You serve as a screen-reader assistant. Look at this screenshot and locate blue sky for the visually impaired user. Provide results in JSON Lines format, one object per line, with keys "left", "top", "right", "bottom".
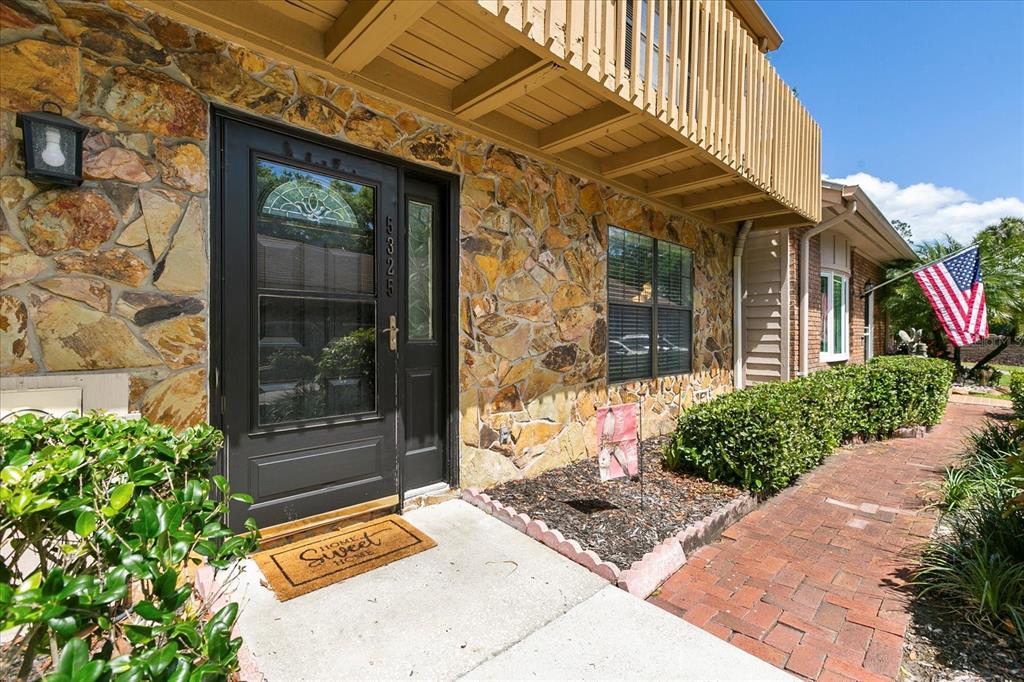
{"left": 761, "top": 0, "right": 1024, "bottom": 242}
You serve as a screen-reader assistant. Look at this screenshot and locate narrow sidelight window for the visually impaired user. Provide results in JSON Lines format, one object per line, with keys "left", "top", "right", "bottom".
{"left": 607, "top": 225, "right": 693, "bottom": 382}
{"left": 819, "top": 272, "right": 849, "bottom": 361}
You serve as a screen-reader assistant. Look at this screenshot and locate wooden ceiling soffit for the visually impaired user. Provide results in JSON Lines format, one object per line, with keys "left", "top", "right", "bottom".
{"left": 538, "top": 101, "right": 640, "bottom": 153}
{"left": 646, "top": 165, "right": 731, "bottom": 197}
{"left": 452, "top": 47, "right": 564, "bottom": 119}
{"left": 679, "top": 184, "right": 763, "bottom": 211}
{"left": 750, "top": 214, "right": 815, "bottom": 230}
{"left": 712, "top": 199, "right": 791, "bottom": 224}
{"left": 600, "top": 138, "right": 697, "bottom": 178}
{"left": 138, "top": 0, "right": 326, "bottom": 62}
{"left": 325, "top": 0, "right": 436, "bottom": 71}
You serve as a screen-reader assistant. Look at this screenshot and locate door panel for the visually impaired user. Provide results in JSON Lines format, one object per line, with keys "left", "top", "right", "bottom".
{"left": 219, "top": 117, "right": 399, "bottom": 530}
{"left": 401, "top": 178, "right": 446, "bottom": 491}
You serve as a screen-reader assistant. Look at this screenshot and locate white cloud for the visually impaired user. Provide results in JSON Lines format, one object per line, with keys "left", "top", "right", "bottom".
{"left": 822, "top": 172, "right": 1024, "bottom": 244}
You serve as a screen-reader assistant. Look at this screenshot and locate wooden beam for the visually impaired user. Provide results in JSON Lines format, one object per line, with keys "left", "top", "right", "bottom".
{"left": 712, "top": 199, "right": 792, "bottom": 224}
{"left": 452, "top": 47, "right": 563, "bottom": 119}
{"left": 646, "top": 165, "right": 732, "bottom": 197}
{"left": 600, "top": 138, "right": 697, "bottom": 178}
{"left": 680, "top": 184, "right": 763, "bottom": 211}
{"left": 325, "top": 0, "right": 435, "bottom": 70}
{"left": 538, "top": 102, "right": 640, "bottom": 153}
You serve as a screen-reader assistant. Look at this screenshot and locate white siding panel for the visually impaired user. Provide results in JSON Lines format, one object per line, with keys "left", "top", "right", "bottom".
{"left": 742, "top": 230, "right": 785, "bottom": 385}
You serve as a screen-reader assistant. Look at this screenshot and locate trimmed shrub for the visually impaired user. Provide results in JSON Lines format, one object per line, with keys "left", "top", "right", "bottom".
{"left": 0, "top": 413, "right": 259, "bottom": 680}
{"left": 1010, "top": 370, "right": 1024, "bottom": 416}
{"left": 663, "top": 356, "right": 953, "bottom": 493}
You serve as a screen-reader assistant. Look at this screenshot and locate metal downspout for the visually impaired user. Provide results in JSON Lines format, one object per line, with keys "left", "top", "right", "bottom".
{"left": 733, "top": 220, "right": 754, "bottom": 389}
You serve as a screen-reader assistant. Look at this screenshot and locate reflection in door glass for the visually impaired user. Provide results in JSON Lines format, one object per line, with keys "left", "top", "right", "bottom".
{"left": 255, "top": 159, "right": 375, "bottom": 294}
{"left": 258, "top": 297, "right": 376, "bottom": 425}
{"left": 407, "top": 199, "right": 433, "bottom": 340}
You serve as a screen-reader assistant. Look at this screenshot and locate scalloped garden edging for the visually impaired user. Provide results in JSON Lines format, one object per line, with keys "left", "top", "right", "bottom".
{"left": 461, "top": 488, "right": 759, "bottom": 598}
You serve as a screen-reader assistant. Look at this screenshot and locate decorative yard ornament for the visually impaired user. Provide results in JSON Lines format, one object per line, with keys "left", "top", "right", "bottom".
{"left": 596, "top": 402, "right": 645, "bottom": 510}
{"left": 16, "top": 102, "right": 88, "bottom": 186}
{"left": 896, "top": 328, "right": 928, "bottom": 356}
{"left": 596, "top": 403, "right": 639, "bottom": 481}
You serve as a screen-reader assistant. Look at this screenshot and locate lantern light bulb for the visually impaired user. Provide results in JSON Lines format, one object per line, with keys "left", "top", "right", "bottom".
{"left": 40, "top": 127, "right": 65, "bottom": 168}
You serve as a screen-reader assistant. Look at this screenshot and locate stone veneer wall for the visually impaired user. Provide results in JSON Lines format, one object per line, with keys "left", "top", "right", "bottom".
{"left": 0, "top": 0, "right": 734, "bottom": 490}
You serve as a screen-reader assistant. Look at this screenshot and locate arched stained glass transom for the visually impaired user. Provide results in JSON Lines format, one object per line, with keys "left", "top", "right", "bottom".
{"left": 260, "top": 178, "right": 358, "bottom": 228}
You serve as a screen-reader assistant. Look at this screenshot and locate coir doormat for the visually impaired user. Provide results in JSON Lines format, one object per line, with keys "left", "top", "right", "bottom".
{"left": 253, "top": 515, "right": 436, "bottom": 601}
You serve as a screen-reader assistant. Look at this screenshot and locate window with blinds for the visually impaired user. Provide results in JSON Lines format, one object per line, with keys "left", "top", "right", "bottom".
{"left": 607, "top": 226, "right": 693, "bottom": 382}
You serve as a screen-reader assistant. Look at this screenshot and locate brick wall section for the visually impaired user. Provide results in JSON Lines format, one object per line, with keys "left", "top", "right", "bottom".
{"left": 787, "top": 229, "right": 801, "bottom": 380}
{"left": 806, "top": 235, "right": 826, "bottom": 373}
{"left": 788, "top": 233, "right": 891, "bottom": 378}
{"left": 786, "top": 229, "right": 826, "bottom": 377}
{"left": 849, "top": 251, "right": 886, "bottom": 364}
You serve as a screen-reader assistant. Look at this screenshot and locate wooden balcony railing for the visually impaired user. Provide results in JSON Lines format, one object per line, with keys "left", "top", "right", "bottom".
{"left": 481, "top": 0, "right": 822, "bottom": 222}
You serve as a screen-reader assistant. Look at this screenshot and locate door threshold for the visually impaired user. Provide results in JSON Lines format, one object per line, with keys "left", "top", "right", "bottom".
{"left": 403, "top": 482, "right": 453, "bottom": 511}
{"left": 257, "top": 494, "right": 400, "bottom": 550}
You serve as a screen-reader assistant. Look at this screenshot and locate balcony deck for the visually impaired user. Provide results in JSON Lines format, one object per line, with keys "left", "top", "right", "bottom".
{"left": 143, "top": 0, "right": 821, "bottom": 227}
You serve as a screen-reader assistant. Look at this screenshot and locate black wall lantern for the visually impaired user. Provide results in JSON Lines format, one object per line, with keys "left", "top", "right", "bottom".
{"left": 16, "top": 102, "right": 88, "bottom": 186}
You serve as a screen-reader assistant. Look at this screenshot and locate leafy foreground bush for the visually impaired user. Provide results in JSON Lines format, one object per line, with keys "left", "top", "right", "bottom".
{"left": 663, "top": 356, "right": 953, "bottom": 493}
{"left": 1010, "top": 370, "right": 1024, "bottom": 417}
{"left": 917, "top": 419, "right": 1024, "bottom": 641}
{"left": 0, "top": 413, "right": 259, "bottom": 681}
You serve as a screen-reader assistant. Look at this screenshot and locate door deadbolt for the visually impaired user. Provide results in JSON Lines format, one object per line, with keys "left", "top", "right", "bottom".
{"left": 384, "top": 314, "right": 398, "bottom": 351}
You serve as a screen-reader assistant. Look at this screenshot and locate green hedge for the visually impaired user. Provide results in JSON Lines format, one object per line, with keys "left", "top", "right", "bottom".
{"left": 0, "top": 414, "right": 259, "bottom": 681}
{"left": 1011, "top": 370, "right": 1024, "bottom": 417}
{"left": 663, "top": 356, "right": 953, "bottom": 493}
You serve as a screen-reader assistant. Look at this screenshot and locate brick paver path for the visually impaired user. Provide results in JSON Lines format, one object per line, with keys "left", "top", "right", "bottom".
{"left": 649, "top": 403, "right": 1008, "bottom": 681}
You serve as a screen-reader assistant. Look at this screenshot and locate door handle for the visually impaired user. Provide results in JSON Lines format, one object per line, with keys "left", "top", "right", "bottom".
{"left": 384, "top": 314, "right": 398, "bottom": 352}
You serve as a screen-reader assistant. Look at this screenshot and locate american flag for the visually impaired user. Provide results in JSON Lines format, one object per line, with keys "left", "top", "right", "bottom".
{"left": 913, "top": 246, "right": 988, "bottom": 347}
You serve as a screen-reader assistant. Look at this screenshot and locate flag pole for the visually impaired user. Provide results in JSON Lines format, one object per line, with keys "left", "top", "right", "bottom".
{"left": 860, "top": 245, "right": 977, "bottom": 298}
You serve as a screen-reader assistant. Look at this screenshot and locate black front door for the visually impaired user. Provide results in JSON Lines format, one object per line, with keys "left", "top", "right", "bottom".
{"left": 218, "top": 117, "right": 411, "bottom": 530}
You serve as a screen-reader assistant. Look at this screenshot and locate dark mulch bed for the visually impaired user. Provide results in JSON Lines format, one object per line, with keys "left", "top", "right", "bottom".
{"left": 486, "top": 435, "right": 743, "bottom": 569}
{"left": 900, "top": 593, "right": 1024, "bottom": 682}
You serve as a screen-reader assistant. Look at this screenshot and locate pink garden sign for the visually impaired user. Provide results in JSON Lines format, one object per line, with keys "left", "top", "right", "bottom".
{"left": 596, "top": 403, "right": 639, "bottom": 482}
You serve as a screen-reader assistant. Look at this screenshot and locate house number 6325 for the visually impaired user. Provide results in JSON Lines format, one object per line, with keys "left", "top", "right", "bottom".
{"left": 385, "top": 215, "right": 395, "bottom": 297}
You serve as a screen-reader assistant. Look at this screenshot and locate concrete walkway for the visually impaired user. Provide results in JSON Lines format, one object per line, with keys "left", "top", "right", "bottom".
{"left": 225, "top": 500, "right": 792, "bottom": 680}
{"left": 649, "top": 404, "right": 1008, "bottom": 681}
